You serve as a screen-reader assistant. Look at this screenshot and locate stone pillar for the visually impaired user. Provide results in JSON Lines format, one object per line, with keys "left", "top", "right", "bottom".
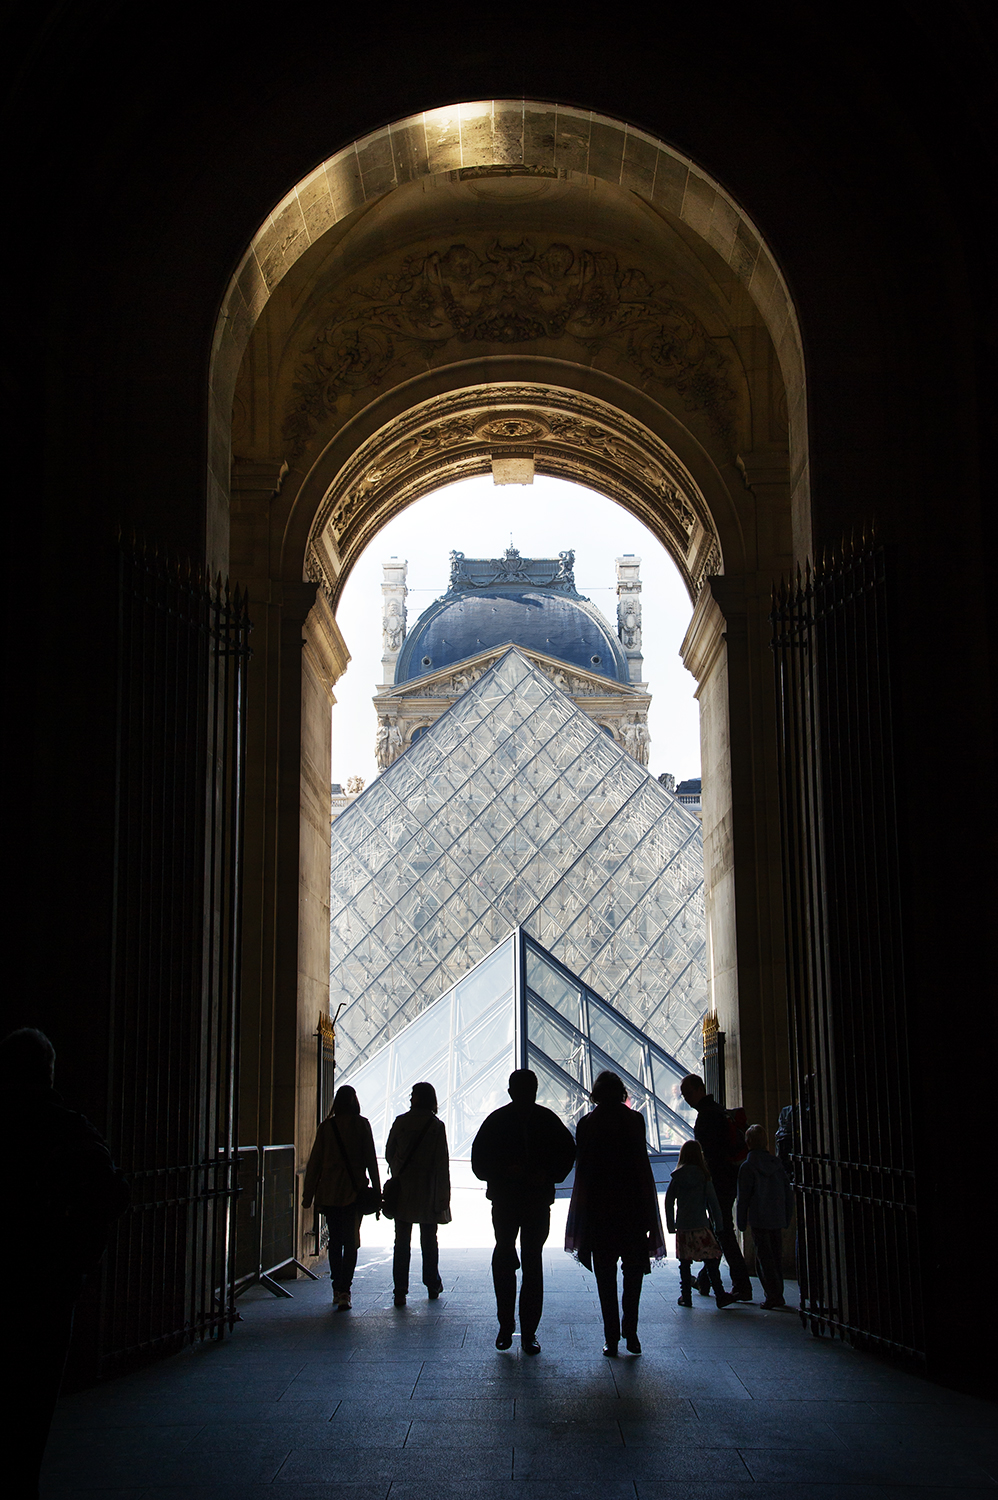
{"left": 615, "top": 555, "right": 645, "bottom": 685}
{"left": 681, "top": 573, "right": 790, "bottom": 1143}
{"left": 297, "top": 589, "right": 350, "bottom": 1197}
{"left": 381, "top": 558, "right": 408, "bottom": 687}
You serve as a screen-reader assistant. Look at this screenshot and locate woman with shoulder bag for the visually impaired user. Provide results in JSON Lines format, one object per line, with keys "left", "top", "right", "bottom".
{"left": 302, "top": 1085, "right": 381, "bottom": 1310}
{"left": 384, "top": 1082, "right": 451, "bottom": 1306}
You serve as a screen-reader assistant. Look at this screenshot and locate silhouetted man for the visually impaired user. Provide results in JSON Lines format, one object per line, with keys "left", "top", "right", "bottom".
{"left": 679, "top": 1073, "right": 752, "bottom": 1300}
{"left": 1, "top": 1029, "right": 129, "bottom": 1498}
{"left": 471, "top": 1069, "right": 575, "bottom": 1353}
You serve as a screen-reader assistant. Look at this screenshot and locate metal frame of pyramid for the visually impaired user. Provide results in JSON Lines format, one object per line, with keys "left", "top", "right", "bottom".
{"left": 330, "top": 647, "right": 707, "bottom": 1089}
{"left": 336, "top": 928, "right": 697, "bottom": 1158}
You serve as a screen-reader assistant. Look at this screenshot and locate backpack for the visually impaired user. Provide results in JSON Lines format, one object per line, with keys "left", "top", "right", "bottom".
{"left": 725, "top": 1106, "right": 748, "bottom": 1165}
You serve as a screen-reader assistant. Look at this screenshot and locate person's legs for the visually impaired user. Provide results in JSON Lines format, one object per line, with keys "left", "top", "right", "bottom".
{"left": 491, "top": 1205, "right": 521, "bottom": 1332}
{"left": 516, "top": 1203, "right": 551, "bottom": 1337}
{"left": 621, "top": 1258, "right": 644, "bottom": 1339}
{"left": 715, "top": 1184, "right": 751, "bottom": 1294}
{"left": 704, "top": 1253, "right": 735, "bottom": 1305}
{"left": 393, "top": 1219, "right": 414, "bottom": 1297}
{"left": 678, "top": 1258, "right": 693, "bottom": 1304}
{"left": 419, "top": 1221, "right": 441, "bottom": 1292}
{"left": 321, "top": 1209, "right": 343, "bottom": 1293}
{"left": 340, "top": 1209, "right": 359, "bottom": 1292}
{"left": 755, "top": 1228, "right": 785, "bottom": 1304}
{"left": 322, "top": 1205, "right": 356, "bottom": 1295}
{"left": 592, "top": 1251, "right": 621, "bottom": 1344}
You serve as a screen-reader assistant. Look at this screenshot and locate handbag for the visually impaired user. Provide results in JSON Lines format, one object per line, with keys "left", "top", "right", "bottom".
{"left": 330, "top": 1117, "right": 381, "bottom": 1216}
{"left": 381, "top": 1117, "right": 434, "bottom": 1221}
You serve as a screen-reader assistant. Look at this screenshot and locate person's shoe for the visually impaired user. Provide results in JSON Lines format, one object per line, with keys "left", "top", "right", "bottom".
{"left": 715, "top": 1290, "right": 737, "bottom": 1308}
{"left": 393, "top": 1291, "right": 406, "bottom": 1307}
{"left": 731, "top": 1285, "right": 754, "bottom": 1302}
{"left": 694, "top": 1272, "right": 711, "bottom": 1296}
{"left": 522, "top": 1334, "right": 541, "bottom": 1355}
{"left": 602, "top": 1340, "right": 619, "bottom": 1357}
{"left": 624, "top": 1334, "right": 642, "bottom": 1354}
{"left": 495, "top": 1327, "right": 514, "bottom": 1350}
{"left": 760, "top": 1297, "right": 786, "bottom": 1310}
{"left": 337, "top": 1292, "right": 351, "bottom": 1311}
{"left": 428, "top": 1278, "right": 444, "bottom": 1300}
{"left": 677, "top": 1293, "right": 692, "bottom": 1307}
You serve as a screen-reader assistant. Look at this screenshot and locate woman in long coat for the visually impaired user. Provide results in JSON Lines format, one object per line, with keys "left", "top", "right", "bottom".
{"left": 302, "top": 1084, "right": 380, "bottom": 1310}
{"left": 565, "top": 1070, "right": 666, "bottom": 1355}
{"left": 385, "top": 1081, "right": 451, "bottom": 1306}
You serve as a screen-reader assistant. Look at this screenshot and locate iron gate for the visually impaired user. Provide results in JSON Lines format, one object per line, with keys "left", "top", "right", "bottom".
{"left": 102, "top": 538, "right": 250, "bottom": 1370}
{"left": 772, "top": 542, "right": 922, "bottom": 1362}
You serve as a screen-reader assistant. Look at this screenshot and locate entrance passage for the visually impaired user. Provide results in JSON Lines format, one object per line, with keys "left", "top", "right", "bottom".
{"left": 44, "top": 1247, "right": 994, "bottom": 1495}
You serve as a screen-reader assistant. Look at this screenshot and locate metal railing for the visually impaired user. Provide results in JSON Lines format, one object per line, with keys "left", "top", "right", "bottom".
{"left": 101, "top": 539, "right": 250, "bottom": 1370}
{"left": 234, "top": 1145, "right": 317, "bottom": 1297}
{"left": 772, "top": 541, "right": 923, "bottom": 1362}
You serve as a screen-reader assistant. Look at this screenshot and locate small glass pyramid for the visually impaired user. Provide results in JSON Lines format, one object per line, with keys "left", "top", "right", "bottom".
{"left": 330, "top": 648, "right": 707, "bottom": 1086}
{"left": 339, "top": 929, "right": 697, "bottom": 1157}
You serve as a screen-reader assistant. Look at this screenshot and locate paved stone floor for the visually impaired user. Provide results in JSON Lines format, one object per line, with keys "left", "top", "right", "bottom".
{"left": 44, "top": 1246, "right": 997, "bottom": 1499}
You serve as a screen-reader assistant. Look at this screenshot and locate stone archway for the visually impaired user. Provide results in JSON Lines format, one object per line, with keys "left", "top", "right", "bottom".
{"left": 217, "top": 105, "right": 799, "bottom": 1231}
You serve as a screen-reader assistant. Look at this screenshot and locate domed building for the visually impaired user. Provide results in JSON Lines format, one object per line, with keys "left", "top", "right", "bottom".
{"left": 373, "top": 547, "right": 652, "bottom": 767}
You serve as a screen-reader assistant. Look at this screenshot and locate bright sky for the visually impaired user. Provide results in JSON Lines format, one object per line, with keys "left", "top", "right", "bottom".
{"left": 331, "top": 474, "right": 702, "bottom": 790}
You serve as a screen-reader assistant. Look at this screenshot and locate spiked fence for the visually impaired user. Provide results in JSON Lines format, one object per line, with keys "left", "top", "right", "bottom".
{"left": 771, "top": 539, "right": 922, "bottom": 1362}
{"left": 102, "top": 537, "right": 251, "bottom": 1370}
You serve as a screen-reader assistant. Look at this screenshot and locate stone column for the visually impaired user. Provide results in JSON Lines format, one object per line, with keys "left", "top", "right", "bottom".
{"left": 381, "top": 558, "right": 408, "bottom": 687}
{"left": 681, "top": 572, "right": 790, "bottom": 1143}
{"left": 615, "top": 555, "right": 645, "bottom": 685}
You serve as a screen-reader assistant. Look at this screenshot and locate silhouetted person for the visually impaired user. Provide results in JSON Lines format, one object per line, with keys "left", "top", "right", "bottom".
{"left": 471, "top": 1068, "right": 575, "bottom": 1353}
{"left": 679, "top": 1073, "right": 753, "bottom": 1300}
{"left": 666, "top": 1139, "right": 736, "bottom": 1308}
{"left": 303, "top": 1084, "right": 380, "bottom": 1310}
{"left": 385, "top": 1082, "right": 450, "bottom": 1306}
{"left": 736, "top": 1123, "right": 794, "bottom": 1309}
{"left": 565, "top": 1071, "right": 666, "bottom": 1356}
{"left": 1, "top": 1028, "right": 129, "bottom": 1499}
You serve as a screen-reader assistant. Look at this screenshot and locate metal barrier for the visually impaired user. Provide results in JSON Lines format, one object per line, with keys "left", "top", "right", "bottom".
{"left": 772, "top": 542, "right": 923, "bottom": 1363}
{"left": 235, "top": 1145, "right": 317, "bottom": 1298}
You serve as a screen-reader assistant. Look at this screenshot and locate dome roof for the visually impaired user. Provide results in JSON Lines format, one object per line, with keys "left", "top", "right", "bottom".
{"left": 395, "top": 550, "right": 629, "bottom": 685}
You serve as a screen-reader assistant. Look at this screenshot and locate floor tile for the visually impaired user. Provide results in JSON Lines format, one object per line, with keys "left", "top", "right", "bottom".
{"left": 42, "top": 1245, "right": 995, "bottom": 1499}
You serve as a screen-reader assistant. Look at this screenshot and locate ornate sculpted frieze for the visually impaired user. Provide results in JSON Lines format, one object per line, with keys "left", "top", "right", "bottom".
{"left": 304, "top": 384, "right": 723, "bottom": 604}
{"left": 284, "top": 238, "right": 734, "bottom": 457}
{"left": 373, "top": 645, "right": 652, "bottom": 768}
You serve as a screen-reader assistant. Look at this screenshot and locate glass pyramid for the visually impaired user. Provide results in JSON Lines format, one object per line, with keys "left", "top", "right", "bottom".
{"left": 330, "top": 648, "right": 707, "bottom": 1084}
{"left": 339, "top": 929, "right": 697, "bottom": 1157}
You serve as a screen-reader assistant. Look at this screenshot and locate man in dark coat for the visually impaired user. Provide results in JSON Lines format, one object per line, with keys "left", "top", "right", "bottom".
{"left": 471, "top": 1069, "right": 576, "bottom": 1353}
{"left": 679, "top": 1073, "right": 752, "bottom": 1300}
{"left": 1, "top": 1029, "right": 129, "bottom": 1498}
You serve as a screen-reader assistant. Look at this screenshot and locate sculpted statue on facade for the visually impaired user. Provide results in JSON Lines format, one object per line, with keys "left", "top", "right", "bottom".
{"left": 375, "top": 719, "right": 391, "bottom": 770}
{"left": 618, "top": 595, "right": 642, "bottom": 650}
{"left": 383, "top": 598, "right": 404, "bottom": 652}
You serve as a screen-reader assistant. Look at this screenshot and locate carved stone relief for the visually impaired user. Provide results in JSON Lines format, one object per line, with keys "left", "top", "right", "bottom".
{"left": 284, "top": 238, "right": 734, "bottom": 457}
{"left": 304, "top": 385, "right": 723, "bottom": 605}
{"left": 373, "top": 646, "right": 652, "bottom": 768}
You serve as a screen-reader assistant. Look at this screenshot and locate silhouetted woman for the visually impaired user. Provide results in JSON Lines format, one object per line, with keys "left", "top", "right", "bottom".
{"left": 385, "top": 1082, "right": 451, "bottom": 1306}
{"left": 302, "top": 1084, "right": 380, "bottom": 1310}
{"left": 565, "top": 1070, "right": 666, "bottom": 1355}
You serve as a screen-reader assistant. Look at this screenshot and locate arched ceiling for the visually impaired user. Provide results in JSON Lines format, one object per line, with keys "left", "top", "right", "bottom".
{"left": 218, "top": 103, "right": 799, "bottom": 593}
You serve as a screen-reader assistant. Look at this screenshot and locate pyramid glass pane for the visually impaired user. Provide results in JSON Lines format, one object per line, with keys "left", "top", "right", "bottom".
{"left": 330, "top": 649, "right": 707, "bottom": 1081}
{"left": 339, "top": 935, "right": 518, "bottom": 1158}
{"left": 337, "top": 928, "right": 698, "bottom": 1159}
